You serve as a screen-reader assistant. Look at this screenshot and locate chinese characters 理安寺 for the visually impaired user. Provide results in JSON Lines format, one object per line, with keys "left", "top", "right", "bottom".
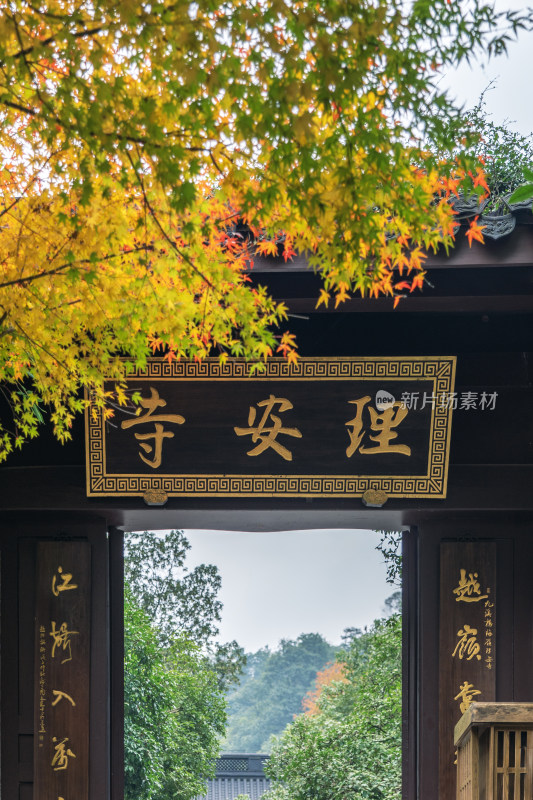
{"left": 121, "top": 387, "right": 185, "bottom": 468}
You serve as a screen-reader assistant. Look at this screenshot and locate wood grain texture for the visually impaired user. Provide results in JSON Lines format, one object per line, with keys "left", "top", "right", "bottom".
{"left": 439, "top": 543, "right": 496, "bottom": 800}
{"left": 34, "top": 541, "right": 91, "bottom": 800}
{"left": 86, "top": 357, "right": 456, "bottom": 500}
{"left": 456, "top": 704, "right": 533, "bottom": 745}
{"left": 455, "top": 705, "right": 533, "bottom": 800}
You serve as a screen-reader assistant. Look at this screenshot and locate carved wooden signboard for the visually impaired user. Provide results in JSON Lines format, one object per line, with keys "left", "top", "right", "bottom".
{"left": 85, "top": 356, "right": 456, "bottom": 499}
{"left": 34, "top": 541, "right": 91, "bottom": 800}
{"left": 439, "top": 541, "right": 496, "bottom": 800}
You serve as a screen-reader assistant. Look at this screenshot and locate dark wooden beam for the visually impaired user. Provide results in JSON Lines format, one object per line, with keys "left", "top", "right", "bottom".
{"left": 1, "top": 464, "right": 532, "bottom": 532}
{"left": 282, "top": 294, "right": 533, "bottom": 314}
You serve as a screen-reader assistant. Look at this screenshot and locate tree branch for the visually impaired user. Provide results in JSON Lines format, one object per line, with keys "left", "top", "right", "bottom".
{"left": 1, "top": 98, "right": 37, "bottom": 116}
{"left": 14, "top": 320, "right": 69, "bottom": 372}
{"left": 0, "top": 245, "right": 155, "bottom": 290}
{"left": 0, "top": 150, "right": 61, "bottom": 219}
{"left": 2, "top": 23, "right": 104, "bottom": 65}
{"left": 125, "top": 149, "right": 216, "bottom": 291}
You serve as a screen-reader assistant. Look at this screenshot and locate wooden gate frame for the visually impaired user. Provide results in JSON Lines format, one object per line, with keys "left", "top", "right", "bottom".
{"left": 1, "top": 224, "right": 533, "bottom": 800}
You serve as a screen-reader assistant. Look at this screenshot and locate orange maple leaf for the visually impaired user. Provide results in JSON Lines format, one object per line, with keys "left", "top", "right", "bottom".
{"left": 334, "top": 282, "right": 350, "bottom": 308}
{"left": 397, "top": 233, "right": 410, "bottom": 248}
{"left": 149, "top": 336, "right": 164, "bottom": 353}
{"left": 445, "top": 175, "right": 462, "bottom": 198}
{"left": 283, "top": 243, "right": 296, "bottom": 262}
{"left": 256, "top": 239, "right": 278, "bottom": 257}
{"left": 409, "top": 272, "right": 425, "bottom": 292}
{"left": 466, "top": 217, "right": 485, "bottom": 247}
{"left": 408, "top": 247, "right": 426, "bottom": 272}
{"left": 164, "top": 349, "right": 177, "bottom": 364}
{"left": 472, "top": 167, "right": 490, "bottom": 195}
{"left": 285, "top": 348, "right": 299, "bottom": 366}
{"left": 276, "top": 331, "right": 298, "bottom": 357}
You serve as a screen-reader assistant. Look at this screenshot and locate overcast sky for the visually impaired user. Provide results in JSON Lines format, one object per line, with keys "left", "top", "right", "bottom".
{"left": 439, "top": 0, "right": 533, "bottom": 137}
{"left": 184, "top": 529, "right": 396, "bottom": 653}
{"left": 158, "top": 7, "right": 533, "bottom": 656}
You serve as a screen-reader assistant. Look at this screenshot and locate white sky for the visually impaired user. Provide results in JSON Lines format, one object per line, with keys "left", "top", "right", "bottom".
{"left": 184, "top": 529, "right": 395, "bottom": 653}
{"left": 439, "top": 0, "right": 533, "bottom": 137}
{"left": 171, "top": 5, "right": 533, "bottom": 657}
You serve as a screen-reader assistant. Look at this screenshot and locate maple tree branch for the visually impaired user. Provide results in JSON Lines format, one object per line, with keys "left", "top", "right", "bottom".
{"left": 0, "top": 103, "right": 216, "bottom": 156}
{"left": 22, "top": 281, "right": 83, "bottom": 325}
{"left": 14, "top": 320, "right": 69, "bottom": 372}
{"left": 0, "top": 245, "right": 155, "bottom": 290}
{"left": 0, "top": 149, "right": 61, "bottom": 219}
{"left": 125, "top": 149, "right": 216, "bottom": 291}
{"left": 11, "top": 13, "right": 57, "bottom": 128}
{"left": 215, "top": 211, "right": 241, "bottom": 224}
{"left": 1, "top": 70, "right": 220, "bottom": 156}
{"left": 3, "top": 18, "right": 73, "bottom": 131}
{"left": 2, "top": 23, "right": 104, "bottom": 65}
{"left": 210, "top": 151, "right": 224, "bottom": 177}
{"left": 119, "top": 132, "right": 222, "bottom": 155}
{"left": 1, "top": 98, "right": 37, "bottom": 116}
{"left": 201, "top": 285, "right": 210, "bottom": 337}
{"left": 26, "top": 2, "right": 80, "bottom": 22}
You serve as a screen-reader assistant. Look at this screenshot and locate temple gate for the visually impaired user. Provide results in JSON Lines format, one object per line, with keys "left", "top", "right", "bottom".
{"left": 1, "top": 217, "right": 532, "bottom": 799}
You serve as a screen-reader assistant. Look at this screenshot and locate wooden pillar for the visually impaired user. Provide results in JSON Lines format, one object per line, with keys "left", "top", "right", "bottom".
{"left": 408, "top": 515, "right": 533, "bottom": 800}
{"left": 0, "top": 516, "right": 124, "bottom": 800}
{"left": 402, "top": 528, "right": 418, "bottom": 800}
{"left": 110, "top": 526, "right": 125, "bottom": 800}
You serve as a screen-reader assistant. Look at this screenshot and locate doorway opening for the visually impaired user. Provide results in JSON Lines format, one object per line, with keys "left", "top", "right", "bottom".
{"left": 122, "top": 527, "right": 403, "bottom": 800}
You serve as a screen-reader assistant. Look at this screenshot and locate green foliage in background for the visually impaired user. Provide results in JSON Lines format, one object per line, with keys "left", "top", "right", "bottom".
{"left": 124, "top": 587, "right": 226, "bottom": 800}
{"left": 224, "top": 634, "right": 336, "bottom": 753}
{"left": 125, "top": 530, "right": 246, "bottom": 689}
{"left": 124, "top": 530, "right": 245, "bottom": 799}
{"left": 376, "top": 531, "right": 403, "bottom": 587}
{"left": 265, "top": 614, "right": 402, "bottom": 800}
{"left": 462, "top": 97, "right": 533, "bottom": 207}
{"left": 430, "top": 91, "right": 533, "bottom": 212}
{"left": 509, "top": 167, "right": 533, "bottom": 209}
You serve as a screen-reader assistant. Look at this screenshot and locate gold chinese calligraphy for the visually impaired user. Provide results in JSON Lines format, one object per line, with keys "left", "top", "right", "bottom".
{"left": 34, "top": 542, "right": 91, "bottom": 800}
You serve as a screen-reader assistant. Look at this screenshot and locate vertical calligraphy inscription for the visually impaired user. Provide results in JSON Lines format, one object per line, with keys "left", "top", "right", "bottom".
{"left": 438, "top": 542, "right": 496, "bottom": 800}
{"left": 34, "top": 541, "right": 91, "bottom": 800}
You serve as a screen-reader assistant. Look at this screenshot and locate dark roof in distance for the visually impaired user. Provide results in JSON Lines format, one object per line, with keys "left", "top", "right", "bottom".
{"left": 197, "top": 755, "right": 271, "bottom": 800}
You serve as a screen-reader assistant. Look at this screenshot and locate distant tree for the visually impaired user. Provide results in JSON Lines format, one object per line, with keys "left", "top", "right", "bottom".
{"left": 430, "top": 91, "right": 533, "bottom": 212}
{"left": 224, "top": 633, "right": 336, "bottom": 752}
{"left": 311, "top": 626, "right": 377, "bottom": 720}
{"left": 124, "top": 587, "right": 226, "bottom": 800}
{"left": 124, "top": 529, "right": 245, "bottom": 799}
{"left": 340, "top": 626, "right": 366, "bottom": 648}
{"left": 265, "top": 614, "right": 402, "bottom": 800}
{"left": 376, "top": 531, "right": 403, "bottom": 587}
{"left": 383, "top": 591, "right": 402, "bottom": 616}
{"left": 302, "top": 661, "right": 348, "bottom": 716}
{"left": 125, "top": 530, "right": 245, "bottom": 688}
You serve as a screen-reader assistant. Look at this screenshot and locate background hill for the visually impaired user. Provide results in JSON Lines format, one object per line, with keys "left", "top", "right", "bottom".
{"left": 224, "top": 633, "right": 337, "bottom": 752}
